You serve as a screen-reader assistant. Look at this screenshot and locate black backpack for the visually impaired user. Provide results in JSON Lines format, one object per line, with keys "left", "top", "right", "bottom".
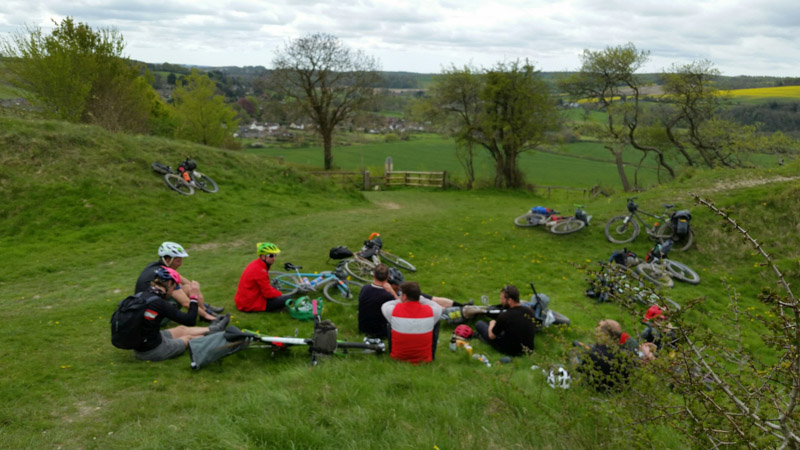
{"left": 110, "top": 292, "right": 159, "bottom": 349}
{"left": 329, "top": 246, "right": 354, "bottom": 260}
{"left": 671, "top": 210, "right": 692, "bottom": 236}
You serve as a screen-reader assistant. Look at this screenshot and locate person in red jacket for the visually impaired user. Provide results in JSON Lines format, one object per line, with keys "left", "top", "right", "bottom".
{"left": 234, "top": 242, "right": 293, "bottom": 312}
{"left": 381, "top": 281, "right": 443, "bottom": 363}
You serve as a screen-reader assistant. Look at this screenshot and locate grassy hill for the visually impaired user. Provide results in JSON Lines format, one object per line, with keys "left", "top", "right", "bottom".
{"left": 1, "top": 115, "right": 798, "bottom": 448}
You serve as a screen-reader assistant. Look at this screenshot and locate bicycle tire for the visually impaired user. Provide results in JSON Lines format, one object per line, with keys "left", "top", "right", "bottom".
{"left": 663, "top": 259, "right": 700, "bottom": 285}
{"left": 550, "top": 218, "right": 586, "bottom": 235}
{"left": 656, "top": 223, "right": 695, "bottom": 251}
{"left": 344, "top": 258, "right": 374, "bottom": 283}
{"left": 635, "top": 262, "right": 675, "bottom": 288}
{"left": 514, "top": 212, "right": 546, "bottom": 227}
{"left": 164, "top": 173, "right": 194, "bottom": 195}
{"left": 193, "top": 172, "right": 218, "bottom": 193}
{"left": 322, "top": 279, "right": 363, "bottom": 306}
{"left": 379, "top": 250, "right": 417, "bottom": 272}
{"left": 604, "top": 215, "right": 639, "bottom": 243}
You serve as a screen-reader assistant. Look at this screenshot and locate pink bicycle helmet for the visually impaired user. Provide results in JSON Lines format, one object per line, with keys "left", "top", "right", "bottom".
{"left": 454, "top": 324, "right": 474, "bottom": 339}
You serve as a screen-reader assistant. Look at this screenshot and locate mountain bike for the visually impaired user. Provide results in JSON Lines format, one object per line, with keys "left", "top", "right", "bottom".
{"left": 270, "top": 262, "right": 363, "bottom": 305}
{"left": 634, "top": 241, "right": 701, "bottom": 287}
{"left": 604, "top": 197, "right": 694, "bottom": 251}
{"left": 152, "top": 158, "right": 218, "bottom": 196}
{"left": 343, "top": 233, "right": 416, "bottom": 282}
{"left": 514, "top": 205, "right": 591, "bottom": 235}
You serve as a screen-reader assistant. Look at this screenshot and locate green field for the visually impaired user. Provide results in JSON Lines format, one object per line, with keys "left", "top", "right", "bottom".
{"left": 1, "top": 114, "right": 799, "bottom": 448}
{"left": 246, "top": 133, "right": 666, "bottom": 189}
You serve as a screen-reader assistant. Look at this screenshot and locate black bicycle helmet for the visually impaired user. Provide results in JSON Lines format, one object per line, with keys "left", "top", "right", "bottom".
{"left": 388, "top": 267, "right": 405, "bottom": 285}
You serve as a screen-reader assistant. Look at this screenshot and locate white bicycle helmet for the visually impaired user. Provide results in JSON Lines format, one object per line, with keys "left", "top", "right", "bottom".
{"left": 547, "top": 366, "right": 571, "bottom": 389}
{"left": 158, "top": 241, "right": 189, "bottom": 258}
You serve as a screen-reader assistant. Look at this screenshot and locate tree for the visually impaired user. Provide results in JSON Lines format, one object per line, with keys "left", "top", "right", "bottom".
{"left": 560, "top": 43, "right": 674, "bottom": 191}
{"left": 167, "top": 73, "right": 177, "bottom": 86}
{"left": 171, "top": 69, "right": 239, "bottom": 148}
{"left": 658, "top": 60, "right": 765, "bottom": 169}
{"left": 429, "top": 61, "right": 558, "bottom": 189}
{"left": 270, "top": 33, "right": 382, "bottom": 170}
{"left": 0, "top": 17, "right": 157, "bottom": 133}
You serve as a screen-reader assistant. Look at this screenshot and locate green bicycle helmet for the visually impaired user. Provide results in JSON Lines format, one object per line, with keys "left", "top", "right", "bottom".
{"left": 257, "top": 242, "right": 281, "bottom": 255}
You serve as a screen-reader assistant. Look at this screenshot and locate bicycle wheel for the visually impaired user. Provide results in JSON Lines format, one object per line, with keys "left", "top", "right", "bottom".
{"left": 550, "top": 218, "right": 586, "bottom": 235}
{"left": 635, "top": 263, "right": 674, "bottom": 288}
{"left": 272, "top": 274, "right": 302, "bottom": 294}
{"left": 193, "top": 172, "right": 218, "bottom": 193}
{"left": 379, "top": 250, "right": 417, "bottom": 272}
{"left": 323, "top": 279, "right": 363, "bottom": 306}
{"left": 164, "top": 173, "right": 194, "bottom": 195}
{"left": 344, "top": 258, "right": 374, "bottom": 283}
{"left": 514, "top": 212, "right": 546, "bottom": 227}
{"left": 663, "top": 259, "right": 700, "bottom": 285}
{"left": 656, "top": 223, "right": 694, "bottom": 251}
{"left": 604, "top": 215, "right": 639, "bottom": 243}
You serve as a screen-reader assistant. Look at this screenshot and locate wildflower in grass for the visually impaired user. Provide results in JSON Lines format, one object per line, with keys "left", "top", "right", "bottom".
{"left": 153, "top": 380, "right": 158, "bottom": 384}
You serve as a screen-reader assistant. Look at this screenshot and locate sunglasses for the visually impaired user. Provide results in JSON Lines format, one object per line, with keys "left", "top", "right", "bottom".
{"left": 266, "top": 254, "right": 276, "bottom": 258}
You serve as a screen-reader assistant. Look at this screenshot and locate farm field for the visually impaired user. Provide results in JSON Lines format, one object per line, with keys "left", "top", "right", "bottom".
{"left": 722, "top": 85, "right": 800, "bottom": 103}
{"left": 246, "top": 133, "right": 664, "bottom": 189}
{"left": 1, "top": 115, "right": 799, "bottom": 448}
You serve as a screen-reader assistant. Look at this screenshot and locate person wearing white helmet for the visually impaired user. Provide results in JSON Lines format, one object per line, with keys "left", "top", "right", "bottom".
{"left": 134, "top": 241, "right": 222, "bottom": 322}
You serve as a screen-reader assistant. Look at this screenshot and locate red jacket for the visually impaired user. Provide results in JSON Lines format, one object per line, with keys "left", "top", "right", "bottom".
{"left": 382, "top": 299, "right": 441, "bottom": 363}
{"left": 235, "top": 258, "right": 283, "bottom": 312}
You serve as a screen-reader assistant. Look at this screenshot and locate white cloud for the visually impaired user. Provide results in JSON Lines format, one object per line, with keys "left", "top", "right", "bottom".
{"left": 1, "top": 0, "right": 799, "bottom": 76}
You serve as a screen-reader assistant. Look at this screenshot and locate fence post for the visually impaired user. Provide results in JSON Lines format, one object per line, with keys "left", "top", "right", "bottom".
{"left": 405, "top": 172, "right": 409, "bottom": 186}
{"left": 386, "top": 171, "right": 391, "bottom": 187}
{"left": 363, "top": 170, "right": 370, "bottom": 190}
{"left": 441, "top": 171, "right": 447, "bottom": 189}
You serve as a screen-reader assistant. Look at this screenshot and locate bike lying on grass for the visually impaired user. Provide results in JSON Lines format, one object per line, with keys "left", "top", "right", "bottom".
{"left": 586, "top": 260, "right": 682, "bottom": 311}
{"left": 270, "top": 262, "right": 363, "bottom": 306}
{"left": 189, "top": 300, "right": 384, "bottom": 369}
{"left": 343, "top": 233, "right": 417, "bottom": 283}
{"left": 442, "top": 282, "right": 571, "bottom": 327}
{"left": 151, "top": 158, "right": 218, "bottom": 196}
{"left": 604, "top": 197, "right": 694, "bottom": 251}
{"left": 514, "top": 205, "right": 592, "bottom": 235}
{"left": 634, "top": 240, "right": 701, "bottom": 288}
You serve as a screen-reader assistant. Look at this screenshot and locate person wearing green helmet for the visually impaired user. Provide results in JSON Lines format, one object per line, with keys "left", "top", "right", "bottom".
{"left": 234, "top": 242, "right": 293, "bottom": 312}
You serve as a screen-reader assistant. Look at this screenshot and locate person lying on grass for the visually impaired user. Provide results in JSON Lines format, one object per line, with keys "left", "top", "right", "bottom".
{"left": 134, "top": 241, "right": 222, "bottom": 322}
{"left": 129, "top": 267, "right": 229, "bottom": 362}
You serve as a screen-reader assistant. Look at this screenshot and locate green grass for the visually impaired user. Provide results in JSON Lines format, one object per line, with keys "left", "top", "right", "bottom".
{"left": 246, "top": 133, "right": 667, "bottom": 190}
{"left": 1, "top": 115, "right": 798, "bottom": 448}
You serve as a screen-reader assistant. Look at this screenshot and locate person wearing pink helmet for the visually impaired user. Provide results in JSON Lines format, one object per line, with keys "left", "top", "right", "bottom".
{"left": 128, "top": 267, "right": 229, "bottom": 362}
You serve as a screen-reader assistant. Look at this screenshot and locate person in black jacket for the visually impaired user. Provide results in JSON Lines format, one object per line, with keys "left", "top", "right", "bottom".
{"left": 134, "top": 267, "right": 229, "bottom": 362}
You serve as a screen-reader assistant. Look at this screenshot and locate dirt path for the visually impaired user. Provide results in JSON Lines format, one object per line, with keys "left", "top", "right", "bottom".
{"left": 697, "top": 175, "right": 800, "bottom": 194}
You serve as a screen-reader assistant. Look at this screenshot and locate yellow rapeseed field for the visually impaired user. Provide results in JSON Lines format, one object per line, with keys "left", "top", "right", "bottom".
{"left": 723, "top": 86, "right": 800, "bottom": 99}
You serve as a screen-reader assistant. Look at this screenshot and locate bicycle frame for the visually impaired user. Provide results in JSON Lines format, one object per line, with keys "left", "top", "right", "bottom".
{"left": 623, "top": 199, "right": 671, "bottom": 236}
{"left": 276, "top": 263, "right": 353, "bottom": 297}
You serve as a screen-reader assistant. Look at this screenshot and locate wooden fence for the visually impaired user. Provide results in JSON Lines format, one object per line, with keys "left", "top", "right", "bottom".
{"left": 309, "top": 170, "right": 447, "bottom": 190}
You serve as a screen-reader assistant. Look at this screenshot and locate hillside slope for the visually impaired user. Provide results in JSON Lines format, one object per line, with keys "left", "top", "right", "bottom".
{"left": 1, "top": 115, "right": 798, "bottom": 448}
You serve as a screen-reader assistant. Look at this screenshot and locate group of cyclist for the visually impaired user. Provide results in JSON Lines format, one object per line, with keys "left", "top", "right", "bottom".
{"left": 118, "top": 240, "right": 673, "bottom": 390}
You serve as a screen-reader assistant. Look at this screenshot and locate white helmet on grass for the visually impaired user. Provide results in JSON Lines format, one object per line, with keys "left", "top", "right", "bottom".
{"left": 547, "top": 366, "right": 571, "bottom": 389}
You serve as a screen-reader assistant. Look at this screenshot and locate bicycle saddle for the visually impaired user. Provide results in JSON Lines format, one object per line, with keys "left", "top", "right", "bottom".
{"left": 662, "top": 204, "right": 674, "bottom": 209}
{"left": 283, "top": 262, "right": 302, "bottom": 271}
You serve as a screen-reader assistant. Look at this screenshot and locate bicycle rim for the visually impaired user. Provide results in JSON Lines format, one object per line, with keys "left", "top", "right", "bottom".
{"left": 380, "top": 250, "right": 417, "bottom": 272}
{"left": 344, "top": 259, "right": 373, "bottom": 283}
{"left": 635, "top": 263, "right": 674, "bottom": 288}
{"left": 323, "top": 280, "right": 363, "bottom": 305}
{"left": 604, "top": 215, "right": 639, "bottom": 243}
{"left": 664, "top": 259, "right": 700, "bottom": 285}
{"left": 550, "top": 218, "right": 585, "bottom": 235}
{"left": 164, "top": 173, "right": 194, "bottom": 195}
{"left": 514, "top": 213, "right": 546, "bottom": 227}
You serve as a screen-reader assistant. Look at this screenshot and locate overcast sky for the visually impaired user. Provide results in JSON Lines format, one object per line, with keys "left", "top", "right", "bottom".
{"left": 2, "top": 0, "right": 799, "bottom": 77}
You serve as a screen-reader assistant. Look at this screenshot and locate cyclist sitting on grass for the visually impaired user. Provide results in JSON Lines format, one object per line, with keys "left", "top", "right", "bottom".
{"left": 358, "top": 264, "right": 398, "bottom": 339}
{"left": 135, "top": 241, "right": 222, "bottom": 322}
{"left": 474, "top": 285, "right": 536, "bottom": 356}
{"left": 574, "top": 319, "right": 635, "bottom": 392}
{"left": 381, "top": 281, "right": 443, "bottom": 363}
{"left": 235, "top": 242, "right": 295, "bottom": 312}
{"left": 130, "top": 267, "right": 229, "bottom": 362}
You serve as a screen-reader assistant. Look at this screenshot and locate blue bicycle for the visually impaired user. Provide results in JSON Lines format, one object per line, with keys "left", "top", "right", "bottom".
{"left": 270, "top": 262, "right": 363, "bottom": 306}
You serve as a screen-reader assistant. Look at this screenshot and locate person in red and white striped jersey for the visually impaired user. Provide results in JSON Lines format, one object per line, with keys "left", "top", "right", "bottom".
{"left": 381, "top": 281, "right": 443, "bottom": 363}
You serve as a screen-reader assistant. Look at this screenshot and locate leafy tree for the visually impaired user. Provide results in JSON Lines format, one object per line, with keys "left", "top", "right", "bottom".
{"left": 270, "top": 33, "right": 382, "bottom": 170}
{"left": 0, "top": 17, "right": 157, "bottom": 133}
{"left": 166, "top": 73, "right": 177, "bottom": 86}
{"left": 560, "top": 43, "right": 674, "bottom": 191}
{"left": 171, "top": 69, "right": 239, "bottom": 148}
{"left": 428, "top": 61, "right": 558, "bottom": 189}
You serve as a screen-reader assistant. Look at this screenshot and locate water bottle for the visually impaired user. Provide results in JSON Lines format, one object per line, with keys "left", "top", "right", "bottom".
{"left": 301, "top": 277, "right": 311, "bottom": 289}
{"left": 473, "top": 354, "right": 491, "bottom": 367}
{"left": 309, "top": 275, "right": 325, "bottom": 288}
{"left": 449, "top": 335, "right": 457, "bottom": 352}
